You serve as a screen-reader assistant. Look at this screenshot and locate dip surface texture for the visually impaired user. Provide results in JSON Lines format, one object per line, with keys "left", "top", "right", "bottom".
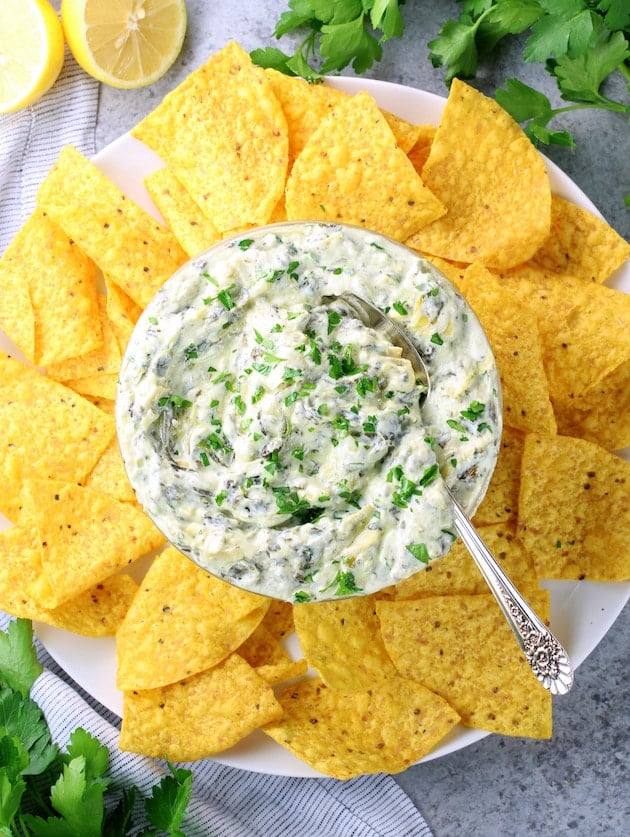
{"left": 117, "top": 223, "right": 501, "bottom": 601}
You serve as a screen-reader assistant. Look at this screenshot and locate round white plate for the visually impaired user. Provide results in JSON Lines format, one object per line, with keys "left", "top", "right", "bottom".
{"left": 6, "top": 77, "right": 628, "bottom": 777}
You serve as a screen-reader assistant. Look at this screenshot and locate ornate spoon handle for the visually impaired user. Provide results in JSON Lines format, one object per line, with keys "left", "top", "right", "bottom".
{"left": 448, "top": 490, "right": 574, "bottom": 696}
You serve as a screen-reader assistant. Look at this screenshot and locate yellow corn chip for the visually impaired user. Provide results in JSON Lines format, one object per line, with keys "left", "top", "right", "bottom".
{"left": 0, "top": 211, "right": 102, "bottom": 366}
{"left": 473, "top": 426, "right": 525, "bottom": 525}
{"left": 552, "top": 358, "right": 630, "bottom": 451}
{"left": 66, "top": 372, "right": 118, "bottom": 401}
{"left": 83, "top": 436, "right": 136, "bottom": 502}
{"left": 120, "top": 653, "right": 283, "bottom": 761}
{"left": 116, "top": 546, "right": 269, "bottom": 690}
{"left": 0, "top": 354, "right": 113, "bottom": 522}
{"left": 263, "top": 674, "right": 459, "bottom": 778}
{"left": 518, "top": 434, "right": 630, "bottom": 581}
{"left": 46, "top": 296, "right": 121, "bottom": 382}
{"left": 391, "top": 521, "right": 539, "bottom": 600}
{"left": 407, "top": 124, "right": 437, "bottom": 172}
{"left": 260, "top": 599, "right": 295, "bottom": 640}
{"left": 530, "top": 196, "right": 630, "bottom": 283}
{"left": 104, "top": 275, "right": 142, "bottom": 354}
{"left": 0, "top": 265, "right": 35, "bottom": 364}
{"left": 37, "top": 145, "right": 187, "bottom": 308}
{"left": 293, "top": 596, "right": 397, "bottom": 692}
{"left": 21, "top": 478, "right": 164, "bottom": 607}
{"left": 144, "top": 167, "right": 220, "bottom": 257}
{"left": 286, "top": 91, "right": 445, "bottom": 241}
{"left": 132, "top": 41, "right": 288, "bottom": 232}
{"left": 461, "top": 263, "right": 557, "bottom": 435}
{"left": 378, "top": 592, "right": 552, "bottom": 738}
{"left": 256, "top": 658, "right": 309, "bottom": 687}
{"left": 496, "top": 268, "right": 630, "bottom": 410}
{"left": 407, "top": 79, "right": 551, "bottom": 268}
{"left": 0, "top": 524, "right": 138, "bottom": 636}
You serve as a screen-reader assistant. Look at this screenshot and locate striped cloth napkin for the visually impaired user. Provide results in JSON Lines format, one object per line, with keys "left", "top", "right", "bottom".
{"left": 0, "top": 47, "right": 99, "bottom": 254}
{"left": 0, "top": 42, "right": 434, "bottom": 837}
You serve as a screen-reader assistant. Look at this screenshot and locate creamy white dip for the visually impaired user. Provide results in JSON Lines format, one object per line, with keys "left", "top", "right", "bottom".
{"left": 116, "top": 223, "right": 501, "bottom": 602}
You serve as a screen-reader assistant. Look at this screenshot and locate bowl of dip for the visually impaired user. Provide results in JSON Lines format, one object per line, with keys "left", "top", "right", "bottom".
{"left": 116, "top": 222, "right": 502, "bottom": 602}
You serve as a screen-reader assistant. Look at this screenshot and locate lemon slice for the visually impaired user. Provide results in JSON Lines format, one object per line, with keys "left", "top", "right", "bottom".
{"left": 0, "top": 0, "right": 65, "bottom": 114}
{"left": 61, "top": 0, "right": 187, "bottom": 89}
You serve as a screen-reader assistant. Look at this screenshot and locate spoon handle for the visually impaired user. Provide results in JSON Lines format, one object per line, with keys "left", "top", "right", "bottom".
{"left": 448, "top": 490, "right": 574, "bottom": 696}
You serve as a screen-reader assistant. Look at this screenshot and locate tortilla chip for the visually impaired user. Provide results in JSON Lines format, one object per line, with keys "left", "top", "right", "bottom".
{"left": 120, "top": 654, "right": 283, "bottom": 761}
{"left": 66, "top": 372, "right": 118, "bottom": 401}
{"left": 0, "top": 211, "right": 102, "bottom": 366}
{"left": 461, "top": 263, "right": 557, "bottom": 435}
{"left": 132, "top": 41, "right": 288, "bottom": 233}
{"left": 0, "top": 354, "right": 113, "bottom": 522}
{"left": 407, "top": 79, "right": 551, "bottom": 268}
{"left": 518, "top": 434, "right": 630, "bottom": 581}
{"left": 256, "top": 658, "right": 309, "bottom": 687}
{"left": 144, "top": 167, "right": 220, "bottom": 257}
{"left": 263, "top": 674, "right": 459, "bottom": 778}
{"left": 392, "top": 521, "right": 539, "bottom": 599}
{"left": 260, "top": 600, "right": 295, "bottom": 640}
{"left": 407, "top": 124, "right": 437, "bottom": 172}
{"left": 473, "top": 426, "right": 525, "bottom": 525}
{"left": 103, "top": 275, "right": 142, "bottom": 354}
{"left": 46, "top": 295, "right": 120, "bottom": 382}
{"left": 552, "top": 358, "right": 630, "bottom": 451}
{"left": 83, "top": 436, "right": 136, "bottom": 502}
{"left": 378, "top": 592, "right": 552, "bottom": 738}
{"left": 496, "top": 268, "right": 630, "bottom": 410}
{"left": 265, "top": 71, "right": 422, "bottom": 170}
{"left": 293, "top": 596, "right": 397, "bottom": 692}
{"left": 286, "top": 91, "right": 445, "bottom": 241}
{"left": 0, "top": 524, "right": 138, "bottom": 636}
{"left": 21, "top": 478, "right": 164, "bottom": 607}
{"left": 116, "top": 546, "right": 269, "bottom": 690}
{"left": 529, "top": 196, "right": 630, "bottom": 283}
{"left": 36, "top": 145, "right": 187, "bottom": 308}
{"left": 0, "top": 257, "right": 35, "bottom": 364}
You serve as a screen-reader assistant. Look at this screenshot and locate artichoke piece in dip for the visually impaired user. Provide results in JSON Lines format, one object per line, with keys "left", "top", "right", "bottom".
{"left": 116, "top": 222, "right": 501, "bottom": 602}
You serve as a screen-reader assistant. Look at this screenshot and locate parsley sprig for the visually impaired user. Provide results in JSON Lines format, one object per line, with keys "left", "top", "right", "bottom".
{"left": 0, "top": 619, "right": 193, "bottom": 836}
{"left": 254, "top": 1, "right": 630, "bottom": 196}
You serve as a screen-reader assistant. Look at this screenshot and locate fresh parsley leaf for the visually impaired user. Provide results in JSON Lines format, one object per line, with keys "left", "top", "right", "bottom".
{"left": 523, "top": 3, "right": 597, "bottom": 63}
{"left": 0, "top": 618, "right": 42, "bottom": 697}
{"left": 553, "top": 25, "right": 630, "bottom": 104}
{"left": 407, "top": 542, "right": 430, "bottom": 563}
{"left": 144, "top": 764, "right": 193, "bottom": 837}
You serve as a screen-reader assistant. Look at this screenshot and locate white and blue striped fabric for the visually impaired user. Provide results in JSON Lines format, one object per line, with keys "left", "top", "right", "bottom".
{"left": 0, "top": 611, "right": 432, "bottom": 836}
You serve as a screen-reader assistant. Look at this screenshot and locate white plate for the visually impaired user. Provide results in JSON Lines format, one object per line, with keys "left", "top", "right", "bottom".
{"left": 4, "top": 77, "right": 629, "bottom": 778}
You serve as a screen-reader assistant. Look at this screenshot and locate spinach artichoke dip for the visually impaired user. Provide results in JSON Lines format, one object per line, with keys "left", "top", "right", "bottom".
{"left": 116, "top": 222, "right": 501, "bottom": 603}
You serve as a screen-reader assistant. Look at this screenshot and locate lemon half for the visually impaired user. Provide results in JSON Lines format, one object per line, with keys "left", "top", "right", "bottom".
{"left": 61, "top": 0, "right": 187, "bottom": 89}
{"left": 0, "top": 0, "right": 65, "bottom": 114}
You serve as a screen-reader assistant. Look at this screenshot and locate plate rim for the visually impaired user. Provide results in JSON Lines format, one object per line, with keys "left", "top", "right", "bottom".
{"left": 30, "top": 75, "right": 630, "bottom": 777}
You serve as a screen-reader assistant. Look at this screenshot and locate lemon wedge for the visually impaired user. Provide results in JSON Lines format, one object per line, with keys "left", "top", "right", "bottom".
{"left": 0, "top": 0, "right": 65, "bottom": 114}
{"left": 61, "top": 0, "right": 187, "bottom": 89}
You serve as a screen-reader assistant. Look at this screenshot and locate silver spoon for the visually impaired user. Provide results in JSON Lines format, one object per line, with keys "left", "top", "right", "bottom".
{"left": 327, "top": 292, "right": 574, "bottom": 696}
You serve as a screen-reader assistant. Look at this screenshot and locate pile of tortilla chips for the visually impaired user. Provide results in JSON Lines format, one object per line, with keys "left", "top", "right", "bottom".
{"left": 1, "top": 40, "right": 629, "bottom": 779}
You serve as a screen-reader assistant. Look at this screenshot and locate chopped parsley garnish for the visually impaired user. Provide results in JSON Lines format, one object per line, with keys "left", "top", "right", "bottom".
{"left": 460, "top": 400, "right": 486, "bottom": 421}
{"left": 327, "top": 310, "right": 342, "bottom": 333}
{"left": 184, "top": 343, "right": 198, "bottom": 360}
{"left": 237, "top": 238, "right": 254, "bottom": 250}
{"left": 407, "top": 542, "right": 430, "bottom": 563}
{"left": 329, "top": 569, "right": 363, "bottom": 596}
{"left": 294, "top": 590, "right": 312, "bottom": 603}
{"left": 252, "top": 362, "right": 272, "bottom": 376}
{"left": 393, "top": 300, "right": 408, "bottom": 316}
{"left": 271, "top": 487, "right": 322, "bottom": 523}
{"left": 157, "top": 394, "right": 192, "bottom": 411}
{"left": 356, "top": 375, "right": 378, "bottom": 397}
{"left": 217, "top": 288, "right": 236, "bottom": 310}
{"left": 328, "top": 345, "right": 367, "bottom": 380}
{"left": 430, "top": 332, "right": 444, "bottom": 345}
